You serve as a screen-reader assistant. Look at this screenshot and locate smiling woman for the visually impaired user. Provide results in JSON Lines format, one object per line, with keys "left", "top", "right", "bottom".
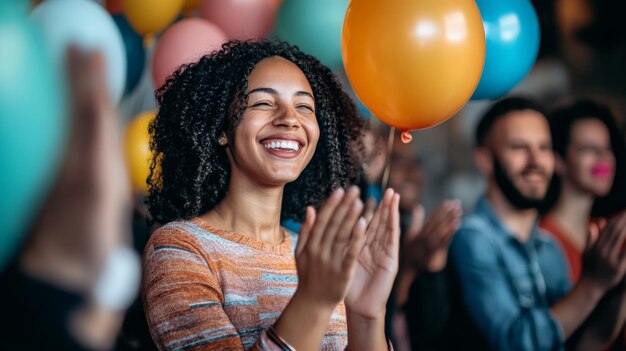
{"left": 143, "top": 40, "right": 400, "bottom": 351}
{"left": 147, "top": 41, "right": 362, "bottom": 225}
{"left": 223, "top": 56, "right": 320, "bottom": 188}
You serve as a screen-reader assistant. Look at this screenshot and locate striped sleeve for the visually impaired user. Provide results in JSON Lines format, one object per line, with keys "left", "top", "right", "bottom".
{"left": 142, "top": 227, "right": 288, "bottom": 351}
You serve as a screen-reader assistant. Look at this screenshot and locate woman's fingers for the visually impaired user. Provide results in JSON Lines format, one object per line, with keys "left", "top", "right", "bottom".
{"left": 608, "top": 213, "right": 626, "bottom": 261}
{"left": 320, "top": 186, "right": 361, "bottom": 254}
{"left": 373, "top": 190, "right": 394, "bottom": 246}
{"left": 598, "top": 215, "right": 621, "bottom": 256}
{"left": 386, "top": 193, "right": 401, "bottom": 255}
{"left": 296, "top": 207, "right": 316, "bottom": 257}
{"left": 307, "top": 188, "right": 345, "bottom": 249}
{"left": 344, "top": 217, "right": 367, "bottom": 271}
{"left": 364, "top": 198, "right": 377, "bottom": 224}
{"left": 331, "top": 194, "right": 364, "bottom": 259}
{"left": 422, "top": 201, "right": 458, "bottom": 237}
{"left": 366, "top": 189, "right": 392, "bottom": 245}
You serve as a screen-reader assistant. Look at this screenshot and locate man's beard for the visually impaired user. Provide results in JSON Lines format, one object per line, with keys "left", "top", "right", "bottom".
{"left": 493, "top": 157, "right": 550, "bottom": 210}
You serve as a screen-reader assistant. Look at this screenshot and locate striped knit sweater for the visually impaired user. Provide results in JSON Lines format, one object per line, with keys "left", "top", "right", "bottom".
{"left": 143, "top": 218, "right": 348, "bottom": 351}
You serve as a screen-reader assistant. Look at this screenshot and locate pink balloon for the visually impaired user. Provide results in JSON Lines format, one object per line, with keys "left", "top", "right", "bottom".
{"left": 200, "top": 0, "right": 278, "bottom": 40}
{"left": 152, "top": 18, "right": 227, "bottom": 89}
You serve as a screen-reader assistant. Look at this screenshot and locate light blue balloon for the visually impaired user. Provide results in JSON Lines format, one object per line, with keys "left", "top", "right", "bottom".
{"left": 30, "top": 0, "right": 127, "bottom": 105}
{"left": 472, "top": 0, "right": 540, "bottom": 100}
{"left": 275, "top": 0, "right": 349, "bottom": 69}
{"left": 0, "top": 3, "right": 66, "bottom": 269}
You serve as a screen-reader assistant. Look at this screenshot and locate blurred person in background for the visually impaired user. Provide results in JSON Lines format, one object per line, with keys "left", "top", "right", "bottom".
{"left": 541, "top": 99, "right": 624, "bottom": 282}
{"left": 1, "top": 48, "right": 140, "bottom": 350}
{"left": 448, "top": 97, "right": 626, "bottom": 350}
{"left": 361, "top": 119, "right": 387, "bottom": 212}
{"left": 541, "top": 99, "right": 626, "bottom": 350}
{"left": 383, "top": 133, "right": 462, "bottom": 351}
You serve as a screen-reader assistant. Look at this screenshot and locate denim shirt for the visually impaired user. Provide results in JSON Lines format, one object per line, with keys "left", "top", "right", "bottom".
{"left": 449, "top": 197, "right": 572, "bottom": 351}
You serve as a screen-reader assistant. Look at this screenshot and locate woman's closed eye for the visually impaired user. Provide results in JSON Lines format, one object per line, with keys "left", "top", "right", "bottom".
{"left": 296, "top": 104, "right": 315, "bottom": 113}
{"left": 250, "top": 101, "right": 274, "bottom": 108}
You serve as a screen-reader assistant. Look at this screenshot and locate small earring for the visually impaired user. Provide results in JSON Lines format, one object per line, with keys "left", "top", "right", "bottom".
{"left": 218, "top": 135, "right": 227, "bottom": 146}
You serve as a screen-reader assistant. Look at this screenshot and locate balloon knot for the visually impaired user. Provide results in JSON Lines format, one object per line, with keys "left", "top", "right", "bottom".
{"left": 400, "top": 131, "right": 413, "bottom": 144}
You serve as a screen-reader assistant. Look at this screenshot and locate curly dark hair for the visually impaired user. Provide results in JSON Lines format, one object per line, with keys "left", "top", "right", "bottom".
{"left": 146, "top": 40, "right": 364, "bottom": 224}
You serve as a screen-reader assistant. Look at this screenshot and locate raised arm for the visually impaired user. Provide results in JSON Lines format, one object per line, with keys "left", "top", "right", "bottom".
{"left": 344, "top": 189, "right": 401, "bottom": 351}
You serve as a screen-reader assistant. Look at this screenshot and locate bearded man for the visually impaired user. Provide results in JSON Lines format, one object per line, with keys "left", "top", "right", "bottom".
{"left": 448, "top": 97, "right": 626, "bottom": 351}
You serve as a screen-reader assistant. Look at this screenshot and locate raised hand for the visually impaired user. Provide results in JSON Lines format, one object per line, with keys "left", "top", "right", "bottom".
{"left": 21, "top": 48, "right": 131, "bottom": 292}
{"left": 293, "top": 186, "right": 367, "bottom": 308}
{"left": 344, "top": 188, "right": 401, "bottom": 320}
{"left": 403, "top": 200, "right": 462, "bottom": 273}
{"left": 581, "top": 211, "right": 626, "bottom": 292}
{"left": 18, "top": 48, "right": 133, "bottom": 350}
{"left": 274, "top": 186, "right": 367, "bottom": 351}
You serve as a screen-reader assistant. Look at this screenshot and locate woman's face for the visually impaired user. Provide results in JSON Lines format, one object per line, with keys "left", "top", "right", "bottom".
{"left": 562, "top": 119, "right": 615, "bottom": 197}
{"left": 229, "top": 56, "right": 320, "bottom": 186}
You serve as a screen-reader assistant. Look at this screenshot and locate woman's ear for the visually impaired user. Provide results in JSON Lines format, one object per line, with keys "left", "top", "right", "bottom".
{"left": 218, "top": 133, "right": 228, "bottom": 146}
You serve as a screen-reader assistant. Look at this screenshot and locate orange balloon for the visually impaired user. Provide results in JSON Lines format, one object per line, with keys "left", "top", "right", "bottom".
{"left": 342, "top": 0, "right": 485, "bottom": 132}
{"left": 124, "top": 111, "right": 158, "bottom": 193}
{"left": 122, "top": 0, "right": 183, "bottom": 37}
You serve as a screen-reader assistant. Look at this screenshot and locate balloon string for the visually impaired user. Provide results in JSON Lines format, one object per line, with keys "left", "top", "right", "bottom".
{"left": 381, "top": 127, "right": 395, "bottom": 190}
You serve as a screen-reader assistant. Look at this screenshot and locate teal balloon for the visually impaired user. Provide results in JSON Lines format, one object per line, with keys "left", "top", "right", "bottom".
{"left": 275, "top": 0, "right": 348, "bottom": 69}
{"left": 472, "top": 0, "right": 540, "bottom": 100}
{"left": 30, "top": 0, "right": 127, "bottom": 105}
{"left": 113, "top": 15, "right": 145, "bottom": 96}
{"left": 0, "top": 4, "right": 66, "bottom": 268}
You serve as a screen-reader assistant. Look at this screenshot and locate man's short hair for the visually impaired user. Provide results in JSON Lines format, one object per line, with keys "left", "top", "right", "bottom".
{"left": 475, "top": 97, "right": 548, "bottom": 147}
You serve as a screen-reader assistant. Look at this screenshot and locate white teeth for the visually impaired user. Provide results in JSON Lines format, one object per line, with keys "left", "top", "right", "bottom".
{"left": 263, "top": 140, "right": 300, "bottom": 152}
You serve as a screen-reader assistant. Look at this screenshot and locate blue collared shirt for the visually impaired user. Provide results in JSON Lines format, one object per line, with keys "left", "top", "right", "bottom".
{"left": 449, "top": 197, "right": 572, "bottom": 351}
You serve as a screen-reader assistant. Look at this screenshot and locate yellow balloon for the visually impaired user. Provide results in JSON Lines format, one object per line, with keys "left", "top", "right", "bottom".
{"left": 342, "top": 0, "right": 485, "bottom": 132}
{"left": 124, "top": 111, "right": 157, "bottom": 193}
{"left": 122, "top": 0, "right": 183, "bottom": 36}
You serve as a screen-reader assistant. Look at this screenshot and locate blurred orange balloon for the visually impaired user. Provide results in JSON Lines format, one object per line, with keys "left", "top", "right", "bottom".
{"left": 125, "top": 111, "right": 157, "bottom": 193}
{"left": 122, "top": 0, "right": 183, "bottom": 37}
{"left": 182, "top": 0, "right": 200, "bottom": 13}
{"left": 342, "top": 0, "right": 485, "bottom": 132}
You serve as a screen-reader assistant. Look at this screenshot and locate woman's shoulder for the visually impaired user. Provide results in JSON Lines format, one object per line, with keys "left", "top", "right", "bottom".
{"left": 144, "top": 219, "right": 208, "bottom": 258}
{"left": 149, "top": 218, "right": 230, "bottom": 241}
{"left": 143, "top": 218, "right": 245, "bottom": 271}
{"left": 149, "top": 219, "right": 199, "bottom": 243}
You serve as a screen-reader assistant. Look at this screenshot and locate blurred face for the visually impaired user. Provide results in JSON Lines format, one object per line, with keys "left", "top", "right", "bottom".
{"left": 488, "top": 110, "right": 555, "bottom": 209}
{"left": 229, "top": 56, "right": 319, "bottom": 186}
{"left": 562, "top": 119, "right": 615, "bottom": 197}
{"left": 388, "top": 140, "right": 424, "bottom": 210}
{"left": 361, "top": 129, "right": 386, "bottom": 184}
